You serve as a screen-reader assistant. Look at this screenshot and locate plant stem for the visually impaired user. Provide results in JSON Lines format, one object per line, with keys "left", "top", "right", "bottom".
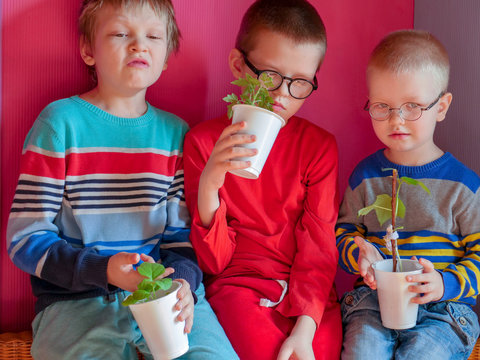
{"left": 391, "top": 169, "right": 398, "bottom": 272}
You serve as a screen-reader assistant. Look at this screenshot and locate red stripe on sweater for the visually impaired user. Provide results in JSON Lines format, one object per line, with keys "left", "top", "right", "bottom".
{"left": 65, "top": 152, "right": 181, "bottom": 176}
{"left": 21, "top": 151, "right": 182, "bottom": 178}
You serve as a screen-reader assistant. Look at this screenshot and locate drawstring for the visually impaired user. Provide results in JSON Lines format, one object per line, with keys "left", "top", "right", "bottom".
{"left": 259, "top": 280, "right": 288, "bottom": 308}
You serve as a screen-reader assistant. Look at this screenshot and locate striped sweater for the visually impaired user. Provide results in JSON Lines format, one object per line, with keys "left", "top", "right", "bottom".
{"left": 7, "top": 96, "right": 201, "bottom": 313}
{"left": 336, "top": 150, "right": 480, "bottom": 305}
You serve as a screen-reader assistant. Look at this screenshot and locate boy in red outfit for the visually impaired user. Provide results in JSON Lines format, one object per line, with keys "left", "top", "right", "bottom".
{"left": 183, "top": 1, "right": 341, "bottom": 359}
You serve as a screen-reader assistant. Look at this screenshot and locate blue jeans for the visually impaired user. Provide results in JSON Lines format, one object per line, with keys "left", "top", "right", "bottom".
{"left": 340, "top": 286, "right": 479, "bottom": 360}
{"left": 31, "top": 283, "right": 238, "bottom": 360}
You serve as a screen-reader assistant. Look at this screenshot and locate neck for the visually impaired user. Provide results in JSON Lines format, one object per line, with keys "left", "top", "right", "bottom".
{"left": 79, "top": 87, "right": 148, "bottom": 118}
{"left": 384, "top": 146, "right": 444, "bottom": 167}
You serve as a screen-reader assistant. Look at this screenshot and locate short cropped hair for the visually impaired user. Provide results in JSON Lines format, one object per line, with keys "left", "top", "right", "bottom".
{"left": 236, "top": 0, "right": 327, "bottom": 67}
{"left": 79, "top": 0, "right": 180, "bottom": 57}
{"left": 367, "top": 30, "right": 450, "bottom": 92}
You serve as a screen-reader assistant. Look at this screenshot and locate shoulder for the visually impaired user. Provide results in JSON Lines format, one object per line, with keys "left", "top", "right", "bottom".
{"left": 36, "top": 97, "right": 80, "bottom": 126}
{"left": 439, "top": 153, "right": 480, "bottom": 193}
{"left": 291, "top": 116, "right": 335, "bottom": 142}
{"left": 149, "top": 106, "right": 189, "bottom": 135}
{"left": 185, "top": 115, "right": 229, "bottom": 145}
{"left": 348, "top": 151, "right": 385, "bottom": 190}
{"left": 286, "top": 116, "right": 338, "bottom": 157}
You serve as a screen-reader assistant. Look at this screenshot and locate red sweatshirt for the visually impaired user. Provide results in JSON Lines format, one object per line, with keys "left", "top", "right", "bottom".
{"left": 184, "top": 114, "right": 339, "bottom": 326}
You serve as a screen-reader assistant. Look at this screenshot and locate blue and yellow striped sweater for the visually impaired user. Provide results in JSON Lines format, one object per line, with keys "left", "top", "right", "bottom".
{"left": 7, "top": 96, "right": 201, "bottom": 313}
{"left": 336, "top": 150, "right": 480, "bottom": 305}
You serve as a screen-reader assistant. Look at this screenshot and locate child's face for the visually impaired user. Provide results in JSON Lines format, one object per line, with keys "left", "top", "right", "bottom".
{"left": 81, "top": 3, "right": 168, "bottom": 96}
{"left": 367, "top": 68, "right": 451, "bottom": 165}
{"left": 234, "top": 29, "right": 323, "bottom": 123}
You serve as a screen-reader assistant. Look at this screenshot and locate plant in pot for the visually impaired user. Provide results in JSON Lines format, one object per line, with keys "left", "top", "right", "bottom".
{"left": 122, "top": 262, "right": 188, "bottom": 360}
{"left": 358, "top": 168, "right": 430, "bottom": 329}
{"left": 223, "top": 73, "right": 285, "bottom": 179}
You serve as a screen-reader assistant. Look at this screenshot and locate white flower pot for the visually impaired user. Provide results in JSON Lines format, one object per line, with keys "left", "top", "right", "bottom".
{"left": 229, "top": 104, "right": 285, "bottom": 179}
{"left": 129, "top": 280, "right": 189, "bottom": 360}
{"left": 372, "top": 259, "right": 423, "bottom": 329}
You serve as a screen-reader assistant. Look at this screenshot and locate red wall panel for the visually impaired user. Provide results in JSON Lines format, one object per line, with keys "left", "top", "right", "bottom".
{"left": 1, "top": 0, "right": 413, "bottom": 331}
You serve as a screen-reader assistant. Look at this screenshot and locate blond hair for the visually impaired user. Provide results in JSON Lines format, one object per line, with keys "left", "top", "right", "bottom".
{"left": 367, "top": 30, "right": 450, "bottom": 92}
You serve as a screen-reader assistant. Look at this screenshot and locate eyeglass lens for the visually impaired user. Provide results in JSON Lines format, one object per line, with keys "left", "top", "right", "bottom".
{"left": 369, "top": 103, "right": 424, "bottom": 121}
{"left": 261, "top": 71, "right": 314, "bottom": 99}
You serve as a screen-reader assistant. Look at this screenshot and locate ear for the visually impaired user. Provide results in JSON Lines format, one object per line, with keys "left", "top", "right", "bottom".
{"left": 436, "top": 92, "right": 452, "bottom": 123}
{"left": 80, "top": 35, "right": 95, "bottom": 66}
{"left": 228, "top": 48, "right": 246, "bottom": 79}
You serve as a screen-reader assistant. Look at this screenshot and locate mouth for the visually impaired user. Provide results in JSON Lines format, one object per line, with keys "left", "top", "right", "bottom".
{"left": 127, "top": 58, "right": 149, "bottom": 68}
{"left": 272, "top": 101, "right": 286, "bottom": 111}
{"left": 389, "top": 132, "right": 410, "bottom": 139}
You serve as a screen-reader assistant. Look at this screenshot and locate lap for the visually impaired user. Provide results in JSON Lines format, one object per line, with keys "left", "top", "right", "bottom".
{"left": 32, "top": 284, "right": 238, "bottom": 360}
{"left": 207, "top": 278, "right": 342, "bottom": 360}
{"left": 340, "top": 287, "right": 480, "bottom": 360}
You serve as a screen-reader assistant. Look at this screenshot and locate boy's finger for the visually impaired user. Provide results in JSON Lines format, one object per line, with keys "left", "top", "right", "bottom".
{"left": 127, "top": 252, "right": 140, "bottom": 265}
{"left": 419, "top": 258, "right": 435, "bottom": 272}
{"left": 140, "top": 253, "right": 155, "bottom": 263}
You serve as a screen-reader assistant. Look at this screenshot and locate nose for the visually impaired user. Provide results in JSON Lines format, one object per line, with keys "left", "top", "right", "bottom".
{"left": 272, "top": 79, "right": 289, "bottom": 98}
{"left": 388, "top": 108, "right": 405, "bottom": 124}
{"left": 129, "top": 36, "right": 147, "bottom": 53}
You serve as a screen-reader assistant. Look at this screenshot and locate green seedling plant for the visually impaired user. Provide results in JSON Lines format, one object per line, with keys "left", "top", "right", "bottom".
{"left": 122, "top": 262, "right": 173, "bottom": 306}
{"left": 223, "top": 73, "right": 275, "bottom": 119}
{"left": 358, "top": 168, "right": 430, "bottom": 272}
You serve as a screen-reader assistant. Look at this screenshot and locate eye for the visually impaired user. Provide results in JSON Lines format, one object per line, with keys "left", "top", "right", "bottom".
{"left": 147, "top": 35, "right": 162, "bottom": 40}
{"left": 372, "top": 103, "right": 389, "bottom": 110}
{"left": 114, "top": 33, "right": 127, "bottom": 38}
{"left": 404, "top": 102, "right": 419, "bottom": 110}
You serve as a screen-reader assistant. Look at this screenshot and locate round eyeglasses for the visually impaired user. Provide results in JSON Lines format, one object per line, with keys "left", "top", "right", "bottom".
{"left": 241, "top": 53, "right": 318, "bottom": 99}
{"left": 364, "top": 92, "right": 445, "bottom": 121}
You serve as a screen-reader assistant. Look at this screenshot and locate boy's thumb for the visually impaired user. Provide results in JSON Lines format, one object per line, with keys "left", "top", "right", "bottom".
{"left": 127, "top": 252, "right": 140, "bottom": 265}
{"left": 353, "top": 236, "right": 366, "bottom": 250}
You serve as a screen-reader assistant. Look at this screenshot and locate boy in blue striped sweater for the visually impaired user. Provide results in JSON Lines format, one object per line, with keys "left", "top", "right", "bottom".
{"left": 6, "top": 1, "right": 237, "bottom": 359}
{"left": 336, "top": 30, "right": 480, "bottom": 359}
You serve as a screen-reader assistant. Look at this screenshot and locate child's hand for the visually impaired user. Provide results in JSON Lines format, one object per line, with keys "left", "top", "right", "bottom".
{"left": 173, "top": 279, "right": 194, "bottom": 333}
{"left": 200, "top": 121, "right": 257, "bottom": 192}
{"left": 107, "top": 252, "right": 174, "bottom": 292}
{"left": 277, "top": 315, "right": 315, "bottom": 360}
{"left": 354, "top": 236, "right": 384, "bottom": 289}
{"left": 407, "top": 257, "right": 445, "bottom": 304}
{"left": 277, "top": 334, "right": 315, "bottom": 360}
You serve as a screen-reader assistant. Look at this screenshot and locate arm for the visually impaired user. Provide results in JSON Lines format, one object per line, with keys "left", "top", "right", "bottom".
{"left": 277, "top": 315, "right": 316, "bottom": 360}
{"left": 6, "top": 116, "right": 110, "bottom": 291}
{"left": 183, "top": 121, "right": 254, "bottom": 274}
{"left": 159, "top": 156, "right": 203, "bottom": 292}
{"left": 277, "top": 133, "right": 339, "bottom": 326}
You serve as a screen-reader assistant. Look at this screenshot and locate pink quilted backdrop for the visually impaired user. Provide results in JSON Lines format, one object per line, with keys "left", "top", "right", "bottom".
{"left": 1, "top": 0, "right": 413, "bottom": 331}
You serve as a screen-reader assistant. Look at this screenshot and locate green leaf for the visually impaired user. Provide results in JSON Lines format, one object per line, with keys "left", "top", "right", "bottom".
{"left": 137, "top": 262, "right": 165, "bottom": 281}
{"left": 223, "top": 72, "right": 275, "bottom": 113}
{"left": 396, "top": 198, "right": 406, "bottom": 218}
{"left": 121, "top": 289, "right": 150, "bottom": 306}
{"left": 222, "top": 94, "right": 239, "bottom": 104}
{"left": 358, "top": 194, "right": 392, "bottom": 226}
{"left": 138, "top": 279, "right": 156, "bottom": 293}
{"left": 400, "top": 176, "right": 431, "bottom": 194}
{"left": 156, "top": 278, "right": 173, "bottom": 291}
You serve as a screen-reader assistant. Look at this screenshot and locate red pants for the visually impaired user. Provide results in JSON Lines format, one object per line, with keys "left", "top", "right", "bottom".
{"left": 206, "top": 277, "right": 342, "bottom": 360}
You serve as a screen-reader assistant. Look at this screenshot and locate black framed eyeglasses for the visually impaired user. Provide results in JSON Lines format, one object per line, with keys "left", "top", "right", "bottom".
{"left": 241, "top": 53, "right": 318, "bottom": 99}
{"left": 364, "top": 92, "right": 445, "bottom": 121}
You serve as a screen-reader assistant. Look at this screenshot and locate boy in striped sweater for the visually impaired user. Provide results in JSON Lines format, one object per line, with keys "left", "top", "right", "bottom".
{"left": 336, "top": 30, "right": 480, "bottom": 359}
{"left": 6, "top": 1, "right": 237, "bottom": 359}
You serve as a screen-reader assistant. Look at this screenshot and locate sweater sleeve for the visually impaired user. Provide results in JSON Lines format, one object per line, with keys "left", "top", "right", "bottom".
{"left": 440, "top": 187, "right": 480, "bottom": 303}
{"left": 335, "top": 184, "right": 369, "bottom": 275}
{"left": 6, "top": 115, "right": 110, "bottom": 291}
{"left": 277, "top": 134, "right": 340, "bottom": 326}
{"left": 159, "top": 154, "right": 202, "bottom": 292}
{"left": 183, "top": 128, "right": 238, "bottom": 275}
